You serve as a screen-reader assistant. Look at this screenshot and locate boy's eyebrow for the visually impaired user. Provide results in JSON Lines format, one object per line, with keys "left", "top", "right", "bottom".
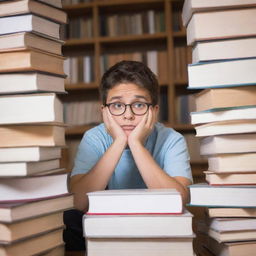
{"left": 108, "top": 95, "right": 148, "bottom": 101}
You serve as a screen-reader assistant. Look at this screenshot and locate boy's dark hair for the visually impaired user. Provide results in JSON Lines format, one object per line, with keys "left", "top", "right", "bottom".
{"left": 99, "top": 60, "right": 159, "bottom": 105}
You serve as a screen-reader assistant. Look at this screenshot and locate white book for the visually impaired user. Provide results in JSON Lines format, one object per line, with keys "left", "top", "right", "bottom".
{"left": 191, "top": 106, "right": 256, "bottom": 125}
{"left": 200, "top": 134, "right": 256, "bottom": 155}
{"left": 209, "top": 217, "right": 256, "bottom": 232}
{"left": 87, "top": 189, "right": 183, "bottom": 214}
{"left": 0, "top": 147, "right": 61, "bottom": 162}
{"left": 0, "top": 72, "right": 65, "bottom": 94}
{"left": 87, "top": 237, "right": 194, "bottom": 256}
{"left": 192, "top": 37, "right": 256, "bottom": 63}
{"left": 83, "top": 210, "right": 193, "bottom": 238}
{"left": 0, "top": 173, "right": 68, "bottom": 201}
{"left": 0, "top": 93, "right": 63, "bottom": 125}
{"left": 188, "top": 58, "right": 256, "bottom": 89}
{"left": 0, "top": 159, "right": 60, "bottom": 177}
{"left": 0, "top": 14, "right": 60, "bottom": 39}
{"left": 189, "top": 183, "right": 256, "bottom": 207}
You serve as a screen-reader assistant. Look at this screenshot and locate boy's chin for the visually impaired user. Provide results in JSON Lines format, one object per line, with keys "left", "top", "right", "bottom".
{"left": 123, "top": 130, "right": 133, "bottom": 136}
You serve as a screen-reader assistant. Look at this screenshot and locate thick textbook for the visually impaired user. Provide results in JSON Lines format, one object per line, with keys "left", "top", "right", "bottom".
{"left": 192, "top": 37, "right": 256, "bottom": 63}
{"left": 188, "top": 58, "right": 256, "bottom": 89}
{"left": 0, "top": 93, "right": 63, "bottom": 125}
{"left": 0, "top": 173, "right": 68, "bottom": 202}
{"left": 0, "top": 14, "right": 61, "bottom": 39}
{"left": 191, "top": 106, "right": 256, "bottom": 125}
{"left": 0, "top": 125, "right": 65, "bottom": 147}
{"left": 186, "top": 8, "right": 256, "bottom": 45}
{"left": 188, "top": 183, "right": 256, "bottom": 207}
{"left": 87, "top": 189, "right": 183, "bottom": 214}
{"left": 0, "top": 32, "right": 63, "bottom": 55}
{"left": 0, "top": 50, "right": 65, "bottom": 75}
{"left": 0, "top": 228, "right": 63, "bottom": 256}
{"left": 0, "top": 194, "right": 73, "bottom": 222}
{"left": 208, "top": 153, "right": 256, "bottom": 173}
{"left": 200, "top": 133, "right": 256, "bottom": 155}
{"left": 205, "top": 171, "right": 256, "bottom": 185}
{"left": 0, "top": 147, "right": 61, "bottom": 162}
{"left": 0, "top": 0, "right": 67, "bottom": 24}
{"left": 83, "top": 210, "right": 193, "bottom": 238}
{"left": 195, "top": 120, "right": 256, "bottom": 137}
{"left": 182, "top": 0, "right": 256, "bottom": 26}
{"left": 0, "top": 72, "right": 65, "bottom": 94}
{"left": 0, "top": 159, "right": 60, "bottom": 177}
{"left": 0, "top": 212, "right": 64, "bottom": 243}
{"left": 194, "top": 86, "right": 256, "bottom": 112}
{"left": 86, "top": 237, "right": 194, "bottom": 256}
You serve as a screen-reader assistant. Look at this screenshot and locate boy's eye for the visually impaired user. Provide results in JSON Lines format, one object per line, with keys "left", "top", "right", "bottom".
{"left": 112, "top": 103, "right": 124, "bottom": 109}
{"left": 132, "top": 102, "right": 147, "bottom": 109}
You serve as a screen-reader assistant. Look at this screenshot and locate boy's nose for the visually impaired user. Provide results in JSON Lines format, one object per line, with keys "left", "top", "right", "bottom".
{"left": 123, "top": 105, "right": 135, "bottom": 120}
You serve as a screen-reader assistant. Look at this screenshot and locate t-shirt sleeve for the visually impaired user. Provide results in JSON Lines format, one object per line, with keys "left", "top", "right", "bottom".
{"left": 71, "top": 133, "right": 103, "bottom": 177}
{"left": 163, "top": 134, "right": 193, "bottom": 182}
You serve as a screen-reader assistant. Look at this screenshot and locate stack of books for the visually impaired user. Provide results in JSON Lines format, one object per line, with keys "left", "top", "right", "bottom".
{"left": 182, "top": 0, "right": 256, "bottom": 255}
{"left": 83, "top": 189, "right": 195, "bottom": 256}
{"left": 0, "top": 0, "right": 74, "bottom": 255}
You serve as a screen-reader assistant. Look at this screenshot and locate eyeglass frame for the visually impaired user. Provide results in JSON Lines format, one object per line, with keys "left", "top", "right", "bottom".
{"left": 104, "top": 102, "right": 153, "bottom": 116}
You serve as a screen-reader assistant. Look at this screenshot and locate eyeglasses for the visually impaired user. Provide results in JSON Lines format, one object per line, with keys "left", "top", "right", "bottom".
{"left": 105, "top": 102, "right": 152, "bottom": 116}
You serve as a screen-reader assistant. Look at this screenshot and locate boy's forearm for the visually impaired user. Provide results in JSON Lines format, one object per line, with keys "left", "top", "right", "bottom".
{"left": 70, "top": 138, "right": 127, "bottom": 211}
{"left": 129, "top": 141, "right": 191, "bottom": 204}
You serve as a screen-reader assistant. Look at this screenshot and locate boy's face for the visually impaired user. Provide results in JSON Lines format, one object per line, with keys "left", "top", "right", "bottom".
{"left": 105, "top": 83, "right": 158, "bottom": 136}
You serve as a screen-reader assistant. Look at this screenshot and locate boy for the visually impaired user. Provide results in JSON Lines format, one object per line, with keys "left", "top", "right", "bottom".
{"left": 64, "top": 60, "right": 192, "bottom": 251}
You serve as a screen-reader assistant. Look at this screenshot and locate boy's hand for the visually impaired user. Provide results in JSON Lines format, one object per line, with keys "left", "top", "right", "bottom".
{"left": 102, "top": 107, "right": 127, "bottom": 145}
{"left": 128, "top": 107, "right": 157, "bottom": 146}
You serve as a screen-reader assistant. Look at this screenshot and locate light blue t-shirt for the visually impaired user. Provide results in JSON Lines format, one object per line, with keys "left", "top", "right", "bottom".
{"left": 71, "top": 122, "right": 192, "bottom": 189}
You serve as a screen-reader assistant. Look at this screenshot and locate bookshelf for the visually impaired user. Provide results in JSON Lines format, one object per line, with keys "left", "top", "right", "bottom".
{"left": 61, "top": 0, "right": 207, "bottom": 181}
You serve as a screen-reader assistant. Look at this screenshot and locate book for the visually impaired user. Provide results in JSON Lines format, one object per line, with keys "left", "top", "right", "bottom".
{"left": 0, "top": 194, "right": 73, "bottom": 222}
{"left": 208, "top": 228, "right": 256, "bottom": 243}
{"left": 0, "top": 173, "right": 68, "bottom": 202}
{"left": 186, "top": 8, "right": 256, "bottom": 45}
{"left": 200, "top": 134, "right": 256, "bottom": 155}
{"left": 0, "top": 72, "right": 65, "bottom": 94}
{"left": 86, "top": 237, "right": 194, "bottom": 256}
{"left": 194, "top": 86, "right": 256, "bottom": 112}
{"left": 204, "top": 171, "right": 256, "bottom": 185}
{"left": 192, "top": 37, "right": 256, "bottom": 63}
{"left": 0, "top": 93, "right": 63, "bottom": 125}
{"left": 207, "top": 207, "right": 256, "bottom": 218}
{"left": 191, "top": 106, "right": 256, "bottom": 125}
{"left": 195, "top": 120, "right": 256, "bottom": 137}
{"left": 208, "top": 153, "right": 256, "bottom": 173}
{"left": 208, "top": 217, "right": 256, "bottom": 232}
{"left": 182, "top": 0, "right": 256, "bottom": 26}
{"left": 38, "top": 245, "right": 65, "bottom": 256}
{"left": 0, "top": 50, "right": 65, "bottom": 75}
{"left": 83, "top": 210, "right": 193, "bottom": 238}
{"left": 0, "top": 14, "right": 61, "bottom": 39}
{"left": 0, "top": 159, "right": 60, "bottom": 177}
{"left": 188, "top": 58, "right": 256, "bottom": 89}
{"left": 86, "top": 189, "right": 183, "bottom": 215}
{"left": 0, "top": 228, "right": 63, "bottom": 256}
{"left": 37, "top": 0, "right": 62, "bottom": 8}
{"left": 0, "top": 147, "right": 61, "bottom": 162}
{"left": 0, "top": 32, "right": 63, "bottom": 55}
{"left": 0, "top": 125, "right": 65, "bottom": 147}
{"left": 205, "top": 235, "right": 256, "bottom": 256}
{"left": 0, "top": 212, "right": 64, "bottom": 243}
{"left": 0, "top": 0, "right": 67, "bottom": 24}
{"left": 188, "top": 183, "right": 256, "bottom": 207}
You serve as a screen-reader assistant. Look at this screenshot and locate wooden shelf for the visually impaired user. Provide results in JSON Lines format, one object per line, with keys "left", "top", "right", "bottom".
{"left": 65, "top": 82, "right": 98, "bottom": 90}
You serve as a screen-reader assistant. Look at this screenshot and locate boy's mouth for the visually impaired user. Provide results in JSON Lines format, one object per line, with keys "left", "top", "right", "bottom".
{"left": 121, "top": 125, "right": 135, "bottom": 131}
